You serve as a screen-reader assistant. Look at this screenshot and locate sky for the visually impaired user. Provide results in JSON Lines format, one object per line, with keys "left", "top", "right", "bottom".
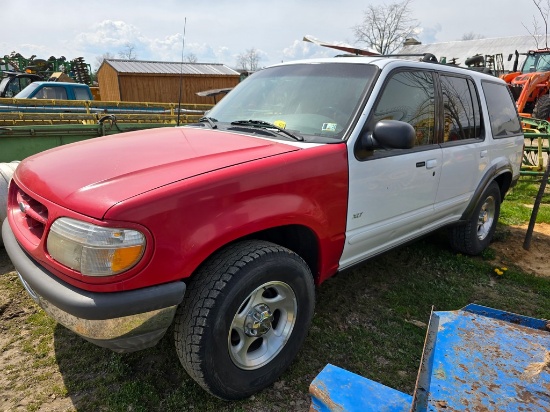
{"left": 1, "top": 0, "right": 542, "bottom": 71}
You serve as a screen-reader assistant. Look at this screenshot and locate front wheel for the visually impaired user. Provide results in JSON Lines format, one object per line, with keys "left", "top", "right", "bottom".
{"left": 533, "top": 94, "right": 550, "bottom": 120}
{"left": 174, "top": 240, "right": 315, "bottom": 400}
{"left": 449, "top": 181, "right": 501, "bottom": 255}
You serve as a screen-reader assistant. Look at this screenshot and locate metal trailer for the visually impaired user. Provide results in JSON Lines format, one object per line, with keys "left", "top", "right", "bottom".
{"left": 310, "top": 304, "right": 550, "bottom": 411}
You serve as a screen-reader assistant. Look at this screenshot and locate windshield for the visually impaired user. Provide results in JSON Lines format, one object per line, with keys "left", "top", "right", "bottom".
{"left": 522, "top": 53, "right": 550, "bottom": 73}
{"left": 14, "top": 82, "right": 40, "bottom": 98}
{"left": 205, "top": 63, "right": 377, "bottom": 140}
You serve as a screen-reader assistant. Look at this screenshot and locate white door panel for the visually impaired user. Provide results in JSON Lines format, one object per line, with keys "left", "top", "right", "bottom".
{"left": 436, "top": 142, "right": 488, "bottom": 206}
{"left": 341, "top": 148, "right": 442, "bottom": 267}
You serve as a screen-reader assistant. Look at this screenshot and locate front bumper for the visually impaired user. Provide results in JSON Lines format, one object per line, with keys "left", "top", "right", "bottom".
{"left": 2, "top": 218, "right": 186, "bottom": 352}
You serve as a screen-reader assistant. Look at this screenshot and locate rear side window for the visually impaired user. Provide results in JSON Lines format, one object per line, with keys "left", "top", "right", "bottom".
{"left": 481, "top": 81, "right": 522, "bottom": 137}
{"left": 74, "top": 87, "right": 90, "bottom": 100}
{"left": 441, "top": 75, "right": 483, "bottom": 141}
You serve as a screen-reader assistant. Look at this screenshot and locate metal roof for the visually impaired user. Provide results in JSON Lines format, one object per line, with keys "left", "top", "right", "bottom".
{"left": 104, "top": 59, "right": 240, "bottom": 76}
{"left": 399, "top": 35, "right": 547, "bottom": 72}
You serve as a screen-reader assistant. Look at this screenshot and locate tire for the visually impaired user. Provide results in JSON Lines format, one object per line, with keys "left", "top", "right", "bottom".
{"left": 174, "top": 240, "right": 315, "bottom": 400}
{"left": 532, "top": 94, "right": 550, "bottom": 120}
{"left": 449, "top": 181, "right": 501, "bottom": 255}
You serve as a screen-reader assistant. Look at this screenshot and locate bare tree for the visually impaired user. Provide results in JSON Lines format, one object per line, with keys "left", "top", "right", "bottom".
{"left": 461, "top": 32, "right": 485, "bottom": 41}
{"left": 353, "top": 0, "right": 419, "bottom": 55}
{"left": 236, "top": 48, "right": 261, "bottom": 71}
{"left": 524, "top": 0, "right": 550, "bottom": 48}
{"left": 94, "top": 52, "right": 116, "bottom": 73}
{"left": 119, "top": 42, "right": 137, "bottom": 60}
{"left": 184, "top": 53, "right": 198, "bottom": 63}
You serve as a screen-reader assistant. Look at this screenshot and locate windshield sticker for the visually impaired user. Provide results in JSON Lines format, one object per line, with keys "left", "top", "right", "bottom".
{"left": 322, "top": 123, "right": 337, "bottom": 132}
{"left": 273, "top": 120, "right": 287, "bottom": 129}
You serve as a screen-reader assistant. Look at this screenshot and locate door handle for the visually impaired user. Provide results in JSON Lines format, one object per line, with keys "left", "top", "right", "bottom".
{"left": 480, "top": 150, "right": 488, "bottom": 158}
{"left": 425, "top": 159, "right": 438, "bottom": 169}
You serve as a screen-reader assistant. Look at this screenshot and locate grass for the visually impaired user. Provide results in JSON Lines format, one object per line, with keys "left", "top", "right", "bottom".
{"left": 1, "top": 175, "right": 549, "bottom": 411}
{"left": 499, "top": 178, "right": 550, "bottom": 225}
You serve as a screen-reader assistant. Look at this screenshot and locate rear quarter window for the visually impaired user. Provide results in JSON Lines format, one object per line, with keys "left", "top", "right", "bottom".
{"left": 481, "top": 80, "right": 522, "bottom": 138}
{"left": 74, "top": 87, "right": 91, "bottom": 100}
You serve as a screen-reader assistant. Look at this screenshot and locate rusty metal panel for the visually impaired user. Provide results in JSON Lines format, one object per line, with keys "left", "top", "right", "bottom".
{"left": 309, "top": 305, "right": 550, "bottom": 411}
{"left": 413, "top": 304, "right": 550, "bottom": 411}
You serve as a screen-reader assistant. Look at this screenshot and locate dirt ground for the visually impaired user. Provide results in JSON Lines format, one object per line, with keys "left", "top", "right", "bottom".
{"left": 490, "top": 222, "right": 550, "bottom": 278}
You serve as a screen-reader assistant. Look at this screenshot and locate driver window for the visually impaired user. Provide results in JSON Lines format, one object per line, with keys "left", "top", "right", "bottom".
{"left": 8, "top": 81, "right": 20, "bottom": 96}
{"left": 34, "top": 86, "right": 68, "bottom": 100}
{"left": 372, "top": 70, "right": 436, "bottom": 146}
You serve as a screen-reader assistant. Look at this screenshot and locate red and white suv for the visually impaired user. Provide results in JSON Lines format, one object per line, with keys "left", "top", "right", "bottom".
{"left": 2, "top": 56, "right": 524, "bottom": 399}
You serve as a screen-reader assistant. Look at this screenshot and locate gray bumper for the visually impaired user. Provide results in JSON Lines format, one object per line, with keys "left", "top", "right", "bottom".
{"left": 2, "top": 218, "right": 186, "bottom": 352}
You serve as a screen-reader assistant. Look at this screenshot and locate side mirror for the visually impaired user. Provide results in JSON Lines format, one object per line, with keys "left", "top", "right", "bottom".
{"left": 359, "top": 120, "right": 416, "bottom": 151}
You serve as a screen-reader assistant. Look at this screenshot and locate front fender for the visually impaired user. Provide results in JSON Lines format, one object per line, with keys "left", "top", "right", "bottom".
{"left": 106, "top": 143, "right": 350, "bottom": 290}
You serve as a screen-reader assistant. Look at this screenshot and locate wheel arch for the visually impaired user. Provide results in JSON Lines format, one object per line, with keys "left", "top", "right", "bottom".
{"left": 240, "top": 224, "right": 320, "bottom": 280}
{"left": 460, "top": 162, "right": 512, "bottom": 222}
{"left": 190, "top": 224, "right": 323, "bottom": 284}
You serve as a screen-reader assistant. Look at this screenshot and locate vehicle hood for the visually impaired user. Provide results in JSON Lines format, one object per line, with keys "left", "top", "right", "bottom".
{"left": 511, "top": 71, "right": 550, "bottom": 85}
{"left": 16, "top": 127, "right": 299, "bottom": 218}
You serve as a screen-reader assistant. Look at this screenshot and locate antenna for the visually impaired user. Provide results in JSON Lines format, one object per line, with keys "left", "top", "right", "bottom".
{"left": 177, "top": 18, "right": 187, "bottom": 126}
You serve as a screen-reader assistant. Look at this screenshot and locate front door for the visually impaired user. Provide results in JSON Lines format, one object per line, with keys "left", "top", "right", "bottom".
{"left": 341, "top": 69, "right": 442, "bottom": 268}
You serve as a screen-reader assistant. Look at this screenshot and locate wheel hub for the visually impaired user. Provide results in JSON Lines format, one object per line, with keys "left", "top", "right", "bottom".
{"left": 244, "top": 304, "right": 273, "bottom": 337}
{"left": 480, "top": 209, "right": 488, "bottom": 224}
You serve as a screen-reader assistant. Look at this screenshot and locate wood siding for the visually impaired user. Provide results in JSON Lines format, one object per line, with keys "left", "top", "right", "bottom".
{"left": 97, "top": 63, "right": 239, "bottom": 104}
{"left": 97, "top": 63, "right": 121, "bottom": 101}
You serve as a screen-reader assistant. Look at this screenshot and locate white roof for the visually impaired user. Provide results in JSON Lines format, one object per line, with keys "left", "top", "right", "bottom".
{"left": 399, "top": 35, "right": 547, "bottom": 72}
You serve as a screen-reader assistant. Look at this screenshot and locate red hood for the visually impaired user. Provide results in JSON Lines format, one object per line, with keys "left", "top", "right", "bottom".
{"left": 16, "top": 127, "right": 299, "bottom": 218}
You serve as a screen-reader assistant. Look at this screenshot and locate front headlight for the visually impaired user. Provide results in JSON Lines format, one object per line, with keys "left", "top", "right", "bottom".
{"left": 47, "top": 217, "right": 146, "bottom": 277}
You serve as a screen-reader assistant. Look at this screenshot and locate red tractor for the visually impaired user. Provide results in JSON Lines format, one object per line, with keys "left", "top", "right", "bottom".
{"left": 502, "top": 49, "right": 550, "bottom": 119}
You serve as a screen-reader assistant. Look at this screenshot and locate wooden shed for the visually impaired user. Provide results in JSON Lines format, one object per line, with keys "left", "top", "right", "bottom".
{"left": 97, "top": 59, "right": 241, "bottom": 104}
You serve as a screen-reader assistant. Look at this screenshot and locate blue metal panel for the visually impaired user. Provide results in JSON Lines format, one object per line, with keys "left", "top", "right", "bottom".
{"left": 309, "top": 305, "right": 550, "bottom": 411}
{"left": 414, "top": 305, "right": 550, "bottom": 411}
{"left": 310, "top": 364, "right": 412, "bottom": 412}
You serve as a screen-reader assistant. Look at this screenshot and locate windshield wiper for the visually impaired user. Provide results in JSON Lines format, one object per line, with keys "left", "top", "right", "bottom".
{"left": 199, "top": 116, "right": 218, "bottom": 129}
{"left": 230, "top": 119, "right": 304, "bottom": 141}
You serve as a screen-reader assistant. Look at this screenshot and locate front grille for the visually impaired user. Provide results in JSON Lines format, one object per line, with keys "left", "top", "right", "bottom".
{"left": 14, "top": 185, "right": 49, "bottom": 243}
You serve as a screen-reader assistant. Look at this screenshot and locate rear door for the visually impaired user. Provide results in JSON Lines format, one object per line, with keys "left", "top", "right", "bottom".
{"left": 432, "top": 73, "right": 488, "bottom": 222}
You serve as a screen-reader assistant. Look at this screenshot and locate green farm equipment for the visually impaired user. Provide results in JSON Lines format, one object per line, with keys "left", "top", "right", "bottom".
{"left": 521, "top": 116, "right": 550, "bottom": 177}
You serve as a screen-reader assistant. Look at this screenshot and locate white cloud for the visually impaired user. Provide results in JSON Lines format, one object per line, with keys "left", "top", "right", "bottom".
{"left": 417, "top": 24, "right": 443, "bottom": 44}
{"left": 71, "top": 20, "right": 238, "bottom": 65}
{"left": 146, "top": 33, "right": 185, "bottom": 61}
{"left": 75, "top": 20, "right": 144, "bottom": 49}
{"left": 282, "top": 39, "right": 335, "bottom": 62}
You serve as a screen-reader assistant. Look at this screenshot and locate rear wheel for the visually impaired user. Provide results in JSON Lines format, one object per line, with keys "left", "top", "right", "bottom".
{"left": 174, "top": 240, "right": 315, "bottom": 400}
{"left": 449, "top": 181, "right": 501, "bottom": 255}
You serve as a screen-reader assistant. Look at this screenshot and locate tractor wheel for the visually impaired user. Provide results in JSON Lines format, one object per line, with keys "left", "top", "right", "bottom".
{"left": 532, "top": 94, "right": 550, "bottom": 120}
